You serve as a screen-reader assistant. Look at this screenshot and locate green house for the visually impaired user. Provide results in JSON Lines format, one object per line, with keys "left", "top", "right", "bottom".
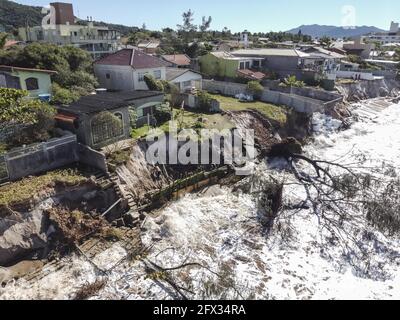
{"left": 199, "top": 52, "right": 240, "bottom": 78}
{"left": 0, "top": 65, "right": 57, "bottom": 98}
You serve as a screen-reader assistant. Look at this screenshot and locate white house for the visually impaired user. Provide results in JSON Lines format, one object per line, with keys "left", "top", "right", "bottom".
{"left": 166, "top": 68, "right": 203, "bottom": 92}
{"left": 94, "top": 49, "right": 168, "bottom": 91}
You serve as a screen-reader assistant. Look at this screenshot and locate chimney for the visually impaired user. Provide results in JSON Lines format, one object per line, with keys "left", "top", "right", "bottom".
{"left": 50, "top": 2, "right": 75, "bottom": 25}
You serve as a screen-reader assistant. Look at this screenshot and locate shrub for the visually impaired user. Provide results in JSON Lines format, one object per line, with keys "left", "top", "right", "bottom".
{"left": 154, "top": 106, "right": 172, "bottom": 124}
{"left": 51, "top": 83, "right": 80, "bottom": 105}
{"left": 144, "top": 74, "right": 164, "bottom": 91}
{"left": 247, "top": 81, "right": 264, "bottom": 100}
{"left": 197, "top": 90, "right": 213, "bottom": 113}
{"left": 0, "top": 88, "right": 56, "bottom": 146}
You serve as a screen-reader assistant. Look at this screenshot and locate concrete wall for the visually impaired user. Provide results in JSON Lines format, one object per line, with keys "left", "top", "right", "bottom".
{"left": 3, "top": 135, "right": 79, "bottom": 181}
{"left": 95, "top": 65, "right": 134, "bottom": 91}
{"left": 94, "top": 65, "right": 167, "bottom": 91}
{"left": 0, "top": 135, "right": 109, "bottom": 182}
{"left": 265, "top": 84, "right": 343, "bottom": 102}
{"left": 203, "top": 80, "right": 326, "bottom": 114}
{"left": 77, "top": 144, "right": 108, "bottom": 172}
{"left": 336, "top": 70, "right": 376, "bottom": 81}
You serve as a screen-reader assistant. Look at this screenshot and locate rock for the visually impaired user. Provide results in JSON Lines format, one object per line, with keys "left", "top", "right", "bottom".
{"left": 0, "top": 207, "right": 49, "bottom": 267}
{"left": 0, "top": 260, "right": 45, "bottom": 284}
{"left": 268, "top": 138, "right": 303, "bottom": 158}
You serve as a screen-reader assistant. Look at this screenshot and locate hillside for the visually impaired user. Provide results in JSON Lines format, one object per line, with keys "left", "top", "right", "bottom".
{"left": 287, "top": 24, "right": 385, "bottom": 39}
{"left": 0, "top": 0, "right": 138, "bottom": 35}
{"left": 0, "top": 0, "right": 43, "bottom": 32}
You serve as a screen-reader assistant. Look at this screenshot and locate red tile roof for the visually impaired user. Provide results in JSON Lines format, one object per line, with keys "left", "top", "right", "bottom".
{"left": 237, "top": 69, "right": 266, "bottom": 80}
{"left": 162, "top": 54, "right": 191, "bottom": 66}
{"left": 95, "top": 49, "right": 168, "bottom": 69}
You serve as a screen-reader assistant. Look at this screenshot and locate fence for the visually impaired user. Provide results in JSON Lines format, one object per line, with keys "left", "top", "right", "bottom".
{"left": 202, "top": 80, "right": 331, "bottom": 114}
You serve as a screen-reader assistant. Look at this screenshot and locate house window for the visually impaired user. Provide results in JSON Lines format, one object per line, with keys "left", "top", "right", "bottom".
{"left": 183, "top": 80, "right": 192, "bottom": 88}
{"left": 239, "top": 62, "right": 245, "bottom": 70}
{"left": 153, "top": 70, "right": 162, "bottom": 79}
{"left": 106, "top": 73, "right": 111, "bottom": 79}
{"left": 138, "top": 72, "right": 146, "bottom": 82}
{"left": 245, "top": 61, "right": 251, "bottom": 69}
{"left": 25, "top": 77, "right": 39, "bottom": 91}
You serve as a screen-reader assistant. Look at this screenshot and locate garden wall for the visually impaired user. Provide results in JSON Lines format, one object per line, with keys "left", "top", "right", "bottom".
{"left": 203, "top": 80, "right": 328, "bottom": 114}
{"left": 0, "top": 134, "right": 109, "bottom": 182}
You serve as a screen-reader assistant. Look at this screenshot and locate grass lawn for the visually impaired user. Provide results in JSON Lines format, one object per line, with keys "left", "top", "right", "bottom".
{"left": 211, "top": 94, "right": 288, "bottom": 125}
{"left": 132, "top": 109, "right": 236, "bottom": 140}
{"left": 131, "top": 125, "right": 151, "bottom": 140}
{"left": 171, "top": 109, "right": 235, "bottom": 131}
{"left": 0, "top": 169, "right": 87, "bottom": 208}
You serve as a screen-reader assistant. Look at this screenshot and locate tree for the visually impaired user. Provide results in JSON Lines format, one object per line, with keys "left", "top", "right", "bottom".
{"left": 177, "top": 9, "right": 197, "bottom": 42}
{"left": 319, "top": 36, "right": 332, "bottom": 47}
{"left": 0, "top": 43, "right": 98, "bottom": 99}
{"left": 199, "top": 16, "right": 212, "bottom": 34}
{"left": 282, "top": 75, "right": 305, "bottom": 88}
{"left": 246, "top": 81, "right": 264, "bottom": 100}
{"left": 0, "top": 33, "right": 7, "bottom": 49}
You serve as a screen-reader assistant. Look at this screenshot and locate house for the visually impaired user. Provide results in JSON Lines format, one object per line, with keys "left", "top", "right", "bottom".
{"left": 55, "top": 90, "right": 165, "bottom": 149}
{"left": 0, "top": 65, "right": 57, "bottom": 98}
{"left": 199, "top": 51, "right": 264, "bottom": 79}
{"left": 161, "top": 54, "right": 191, "bottom": 68}
{"left": 231, "top": 48, "right": 342, "bottom": 81}
{"left": 364, "top": 22, "right": 400, "bottom": 45}
{"left": 301, "top": 47, "right": 345, "bottom": 79}
{"left": 94, "top": 48, "right": 169, "bottom": 91}
{"left": 231, "top": 48, "right": 311, "bottom": 80}
{"left": 137, "top": 40, "right": 161, "bottom": 54}
{"left": 340, "top": 38, "right": 375, "bottom": 59}
{"left": 18, "top": 2, "right": 121, "bottom": 59}
{"left": 166, "top": 68, "right": 203, "bottom": 92}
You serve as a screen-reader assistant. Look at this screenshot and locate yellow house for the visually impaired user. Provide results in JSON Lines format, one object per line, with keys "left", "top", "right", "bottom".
{"left": 0, "top": 66, "right": 57, "bottom": 98}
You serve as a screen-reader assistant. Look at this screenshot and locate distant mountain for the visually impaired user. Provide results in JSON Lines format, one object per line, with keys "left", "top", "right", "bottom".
{"left": 287, "top": 24, "right": 385, "bottom": 39}
{"left": 0, "top": 0, "right": 43, "bottom": 32}
{"left": 0, "top": 0, "right": 138, "bottom": 35}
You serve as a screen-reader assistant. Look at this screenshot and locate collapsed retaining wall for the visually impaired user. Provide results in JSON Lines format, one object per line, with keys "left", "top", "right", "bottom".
{"left": 336, "top": 78, "right": 400, "bottom": 102}
{"left": 203, "top": 80, "right": 340, "bottom": 114}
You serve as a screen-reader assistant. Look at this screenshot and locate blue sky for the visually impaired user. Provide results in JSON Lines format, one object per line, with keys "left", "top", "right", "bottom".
{"left": 14, "top": 0, "right": 398, "bottom": 32}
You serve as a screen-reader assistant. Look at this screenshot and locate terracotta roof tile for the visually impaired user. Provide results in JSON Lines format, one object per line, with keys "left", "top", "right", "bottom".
{"left": 162, "top": 54, "right": 191, "bottom": 66}
{"left": 95, "top": 49, "right": 168, "bottom": 69}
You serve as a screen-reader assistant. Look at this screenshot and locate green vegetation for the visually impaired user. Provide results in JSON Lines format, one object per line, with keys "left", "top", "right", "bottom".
{"left": 50, "top": 83, "right": 80, "bottom": 105}
{"left": 0, "top": 0, "right": 43, "bottom": 33}
{"left": 211, "top": 94, "right": 287, "bottom": 125}
{"left": 0, "top": 88, "right": 56, "bottom": 147}
{"left": 197, "top": 90, "right": 214, "bottom": 113}
{"left": 144, "top": 74, "right": 164, "bottom": 91}
{"left": 246, "top": 81, "right": 264, "bottom": 100}
{"left": 131, "top": 125, "right": 151, "bottom": 140}
{"left": 281, "top": 75, "right": 305, "bottom": 88}
{"left": 0, "top": 169, "right": 87, "bottom": 208}
{"left": 0, "top": 33, "right": 7, "bottom": 49}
